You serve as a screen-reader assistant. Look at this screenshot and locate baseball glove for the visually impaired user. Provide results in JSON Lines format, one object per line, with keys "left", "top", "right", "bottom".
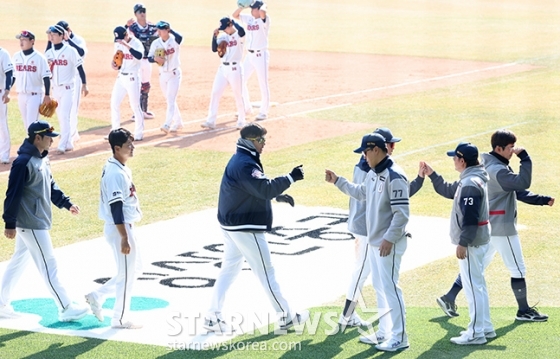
{"left": 154, "top": 48, "right": 166, "bottom": 66}
{"left": 39, "top": 99, "right": 58, "bottom": 118}
{"left": 113, "top": 50, "right": 124, "bottom": 70}
{"left": 276, "top": 194, "right": 295, "bottom": 207}
{"left": 237, "top": 0, "right": 252, "bottom": 8}
{"left": 217, "top": 39, "right": 228, "bottom": 58}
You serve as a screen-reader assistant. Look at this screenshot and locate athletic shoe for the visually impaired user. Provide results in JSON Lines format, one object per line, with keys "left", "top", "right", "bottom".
{"left": 85, "top": 293, "right": 103, "bottom": 322}
{"left": 460, "top": 330, "right": 496, "bottom": 339}
{"left": 339, "top": 312, "right": 369, "bottom": 327}
{"left": 134, "top": 137, "right": 143, "bottom": 141}
{"left": 437, "top": 295, "right": 459, "bottom": 317}
{"left": 279, "top": 310, "right": 310, "bottom": 331}
{"left": 111, "top": 320, "right": 143, "bottom": 329}
{"left": 450, "top": 333, "right": 487, "bottom": 345}
{"left": 143, "top": 111, "right": 155, "bottom": 119}
{"left": 1, "top": 159, "right": 10, "bottom": 165}
{"left": 375, "top": 338, "right": 410, "bottom": 351}
{"left": 200, "top": 121, "right": 216, "bottom": 129}
{"left": 255, "top": 113, "right": 267, "bottom": 121}
{"left": 236, "top": 121, "right": 247, "bottom": 129}
{"left": 160, "top": 125, "right": 170, "bottom": 134}
{"left": 58, "top": 303, "right": 89, "bottom": 322}
{"left": 203, "top": 318, "right": 235, "bottom": 333}
{"left": 0, "top": 304, "right": 21, "bottom": 319}
{"left": 170, "top": 124, "right": 184, "bottom": 133}
{"left": 359, "top": 331, "right": 386, "bottom": 345}
{"left": 516, "top": 307, "right": 548, "bottom": 322}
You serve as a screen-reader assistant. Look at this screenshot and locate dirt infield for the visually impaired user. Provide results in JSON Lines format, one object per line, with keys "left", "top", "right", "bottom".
{"left": 1, "top": 40, "right": 536, "bottom": 159}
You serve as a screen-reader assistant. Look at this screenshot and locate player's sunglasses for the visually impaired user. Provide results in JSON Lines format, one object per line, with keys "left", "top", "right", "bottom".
{"left": 246, "top": 136, "right": 266, "bottom": 144}
{"left": 34, "top": 126, "right": 55, "bottom": 134}
{"left": 136, "top": 8, "right": 146, "bottom": 13}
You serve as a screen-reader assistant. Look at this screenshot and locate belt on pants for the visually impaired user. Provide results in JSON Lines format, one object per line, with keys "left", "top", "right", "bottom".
{"left": 120, "top": 73, "right": 132, "bottom": 75}
{"left": 222, "top": 62, "right": 237, "bottom": 66}
{"left": 248, "top": 50, "right": 262, "bottom": 53}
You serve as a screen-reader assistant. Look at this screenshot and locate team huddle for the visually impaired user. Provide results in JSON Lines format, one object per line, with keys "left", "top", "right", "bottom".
{"left": 0, "top": 0, "right": 556, "bottom": 354}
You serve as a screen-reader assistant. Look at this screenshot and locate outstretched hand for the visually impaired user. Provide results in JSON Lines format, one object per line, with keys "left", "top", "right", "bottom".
{"left": 325, "top": 169, "right": 338, "bottom": 184}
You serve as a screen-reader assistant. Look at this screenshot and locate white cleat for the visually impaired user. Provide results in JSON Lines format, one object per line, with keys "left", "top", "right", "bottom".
{"left": 236, "top": 121, "right": 247, "bottom": 129}
{"left": 255, "top": 113, "right": 267, "bottom": 121}
{"left": 58, "top": 302, "right": 89, "bottom": 322}
{"left": 279, "top": 310, "right": 310, "bottom": 331}
{"left": 339, "top": 312, "right": 370, "bottom": 327}
{"left": 375, "top": 338, "right": 410, "bottom": 351}
{"left": 160, "top": 125, "right": 170, "bottom": 134}
{"left": 460, "top": 330, "right": 496, "bottom": 339}
{"left": 0, "top": 304, "right": 21, "bottom": 319}
{"left": 85, "top": 293, "right": 104, "bottom": 322}
{"left": 200, "top": 121, "right": 216, "bottom": 130}
{"left": 359, "top": 331, "right": 387, "bottom": 345}
{"left": 450, "top": 333, "right": 487, "bottom": 345}
{"left": 203, "top": 318, "right": 235, "bottom": 334}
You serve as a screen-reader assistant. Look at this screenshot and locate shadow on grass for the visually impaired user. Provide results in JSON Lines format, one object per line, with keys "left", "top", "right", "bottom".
{"left": 19, "top": 337, "right": 105, "bottom": 359}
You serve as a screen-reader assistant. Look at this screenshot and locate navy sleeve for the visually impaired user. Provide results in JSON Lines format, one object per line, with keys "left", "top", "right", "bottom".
{"left": 4, "top": 70, "right": 12, "bottom": 91}
{"left": 77, "top": 65, "right": 86, "bottom": 84}
{"left": 235, "top": 163, "right": 292, "bottom": 201}
{"left": 233, "top": 21, "right": 245, "bottom": 37}
{"left": 43, "top": 77, "right": 50, "bottom": 95}
{"left": 129, "top": 48, "right": 142, "bottom": 60}
{"left": 50, "top": 177, "right": 72, "bottom": 210}
{"left": 170, "top": 30, "right": 183, "bottom": 44}
{"left": 67, "top": 39, "right": 85, "bottom": 57}
{"left": 148, "top": 56, "right": 155, "bottom": 63}
{"left": 110, "top": 201, "right": 125, "bottom": 224}
{"left": 2, "top": 156, "right": 31, "bottom": 229}
{"left": 459, "top": 186, "right": 483, "bottom": 247}
{"left": 409, "top": 175, "right": 424, "bottom": 197}
{"left": 428, "top": 172, "right": 459, "bottom": 199}
{"left": 516, "top": 190, "right": 551, "bottom": 205}
{"left": 211, "top": 35, "right": 218, "bottom": 52}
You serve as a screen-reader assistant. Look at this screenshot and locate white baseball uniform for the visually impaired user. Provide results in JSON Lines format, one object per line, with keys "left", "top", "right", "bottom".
{"left": 111, "top": 38, "right": 144, "bottom": 140}
{"left": 68, "top": 34, "right": 87, "bottom": 143}
{"left": 12, "top": 50, "right": 51, "bottom": 129}
{"left": 45, "top": 43, "right": 83, "bottom": 152}
{"left": 149, "top": 34, "right": 183, "bottom": 130}
{"left": 239, "top": 13, "right": 270, "bottom": 118}
{"left": 0, "top": 48, "right": 14, "bottom": 163}
{"left": 207, "top": 32, "right": 246, "bottom": 127}
{"left": 90, "top": 156, "right": 143, "bottom": 325}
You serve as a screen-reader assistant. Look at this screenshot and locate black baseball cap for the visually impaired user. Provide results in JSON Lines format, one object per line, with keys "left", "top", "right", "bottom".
{"left": 16, "top": 30, "right": 35, "bottom": 40}
{"left": 447, "top": 142, "right": 479, "bottom": 162}
{"left": 250, "top": 1, "right": 264, "bottom": 9}
{"left": 47, "top": 25, "right": 64, "bottom": 35}
{"left": 354, "top": 133, "right": 387, "bottom": 153}
{"left": 374, "top": 127, "right": 401, "bottom": 143}
{"left": 28, "top": 120, "right": 59, "bottom": 137}
{"left": 57, "top": 21, "right": 69, "bottom": 30}
{"left": 219, "top": 17, "right": 232, "bottom": 31}
{"left": 156, "top": 21, "right": 170, "bottom": 30}
{"left": 114, "top": 26, "right": 127, "bottom": 41}
{"left": 134, "top": 3, "right": 146, "bottom": 13}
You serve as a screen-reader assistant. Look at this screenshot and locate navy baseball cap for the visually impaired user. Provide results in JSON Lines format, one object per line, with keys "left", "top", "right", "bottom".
{"left": 354, "top": 133, "right": 387, "bottom": 153}
{"left": 28, "top": 121, "right": 59, "bottom": 137}
{"left": 57, "top": 21, "right": 69, "bottom": 30}
{"left": 16, "top": 30, "right": 35, "bottom": 40}
{"left": 134, "top": 3, "right": 146, "bottom": 13}
{"left": 47, "top": 25, "right": 64, "bottom": 35}
{"left": 447, "top": 142, "right": 479, "bottom": 162}
{"left": 219, "top": 17, "right": 232, "bottom": 31}
{"left": 250, "top": 0, "right": 264, "bottom": 9}
{"left": 374, "top": 127, "right": 401, "bottom": 143}
{"left": 113, "top": 26, "right": 127, "bottom": 41}
{"left": 156, "top": 21, "right": 170, "bottom": 30}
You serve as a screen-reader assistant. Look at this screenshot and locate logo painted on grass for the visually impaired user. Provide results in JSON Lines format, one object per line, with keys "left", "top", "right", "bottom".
{"left": 12, "top": 297, "right": 169, "bottom": 330}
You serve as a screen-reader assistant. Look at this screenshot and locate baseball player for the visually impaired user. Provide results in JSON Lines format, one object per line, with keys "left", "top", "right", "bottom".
{"left": 85, "top": 128, "right": 143, "bottom": 329}
{"left": 201, "top": 17, "right": 247, "bottom": 130}
{"left": 339, "top": 128, "right": 426, "bottom": 338}
{"left": 233, "top": 0, "right": 271, "bottom": 121}
{"left": 148, "top": 21, "right": 183, "bottom": 134}
{"left": 110, "top": 26, "right": 145, "bottom": 141}
{"left": 204, "top": 123, "right": 309, "bottom": 333}
{"left": 436, "top": 130, "right": 554, "bottom": 322}
{"left": 126, "top": 3, "right": 158, "bottom": 119}
{"left": 45, "top": 24, "right": 89, "bottom": 154}
{"left": 0, "top": 46, "right": 14, "bottom": 164}
{"left": 325, "top": 133, "right": 410, "bottom": 352}
{"left": 0, "top": 120, "right": 89, "bottom": 321}
{"left": 424, "top": 143, "right": 494, "bottom": 345}
{"left": 12, "top": 31, "right": 52, "bottom": 129}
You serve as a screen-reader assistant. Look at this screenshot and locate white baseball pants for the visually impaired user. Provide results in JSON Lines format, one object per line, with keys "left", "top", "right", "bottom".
{"left": 207, "top": 63, "right": 246, "bottom": 126}
{"left": 159, "top": 68, "right": 183, "bottom": 129}
{"left": 459, "top": 244, "right": 493, "bottom": 339}
{"left": 483, "top": 235, "right": 526, "bottom": 278}
{"left": 345, "top": 234, "right": 371, "bottom": 302}
{"left": 368, "top": 237, "right": 407, "bottom": 343}
{"left": 140, "top": 58, "right": 152, "bottom": 84}
{"left": 52, "top": 84, "right": 75, "bottom": 152}
{"left": 87, "top": 223, "right": 142, "bottom": 323}
{"left": 242, "top": 49, "right": 270, "bottom": 117}
{"left": 0, "top": 91, "right": 10, "bottom": 162}
{"left": 0, "top": 228, "right": 72, "bottom": 310}
{"left": 207, "top": 229, "right": 292, "bottom": 321}
{"left": 70, "top": 74, "right": 82, "bottom": 143}
{"left": 110, "top": 72, "right": 144, "bottom": 140}
{"left": 17, "top": 92, "right": 42, "bottom": 129}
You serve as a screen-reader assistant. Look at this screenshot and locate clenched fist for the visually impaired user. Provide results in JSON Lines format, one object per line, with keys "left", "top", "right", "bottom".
{"left": 289, "top": 165, "right": 304, "bottom": 182}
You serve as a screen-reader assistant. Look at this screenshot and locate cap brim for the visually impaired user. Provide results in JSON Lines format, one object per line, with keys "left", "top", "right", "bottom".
{"left": 389, "top": 137, "right": 402, "bottom": 143}
{"left": 353, "top": 146, "right": 366, "bottom": 154}
{"left": 446, "top": 150, "right": 456, "bottom": 157}
{"left": 45, "top": 132, "right": 60, "bottom": 137}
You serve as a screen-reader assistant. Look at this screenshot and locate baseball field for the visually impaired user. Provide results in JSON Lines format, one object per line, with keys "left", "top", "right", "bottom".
{"left": 1, "top": 0, "right": 560, "bottom": 357}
